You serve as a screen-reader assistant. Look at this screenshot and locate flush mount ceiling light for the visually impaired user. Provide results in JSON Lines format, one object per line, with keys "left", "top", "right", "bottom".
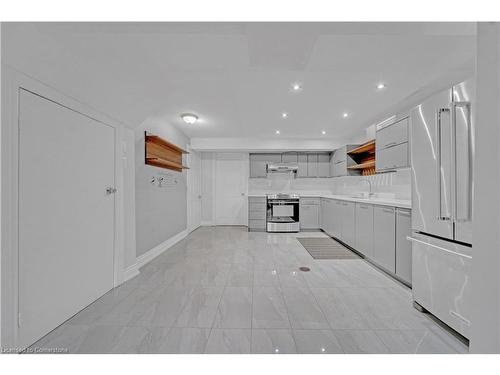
{"left": 281, "top": 112, "right": 288, "bottom": 119}
{"left": 342, "top": 112, "right": 349, "bottom": 118}
{"left": 275, "top": 130, "right": 280, "bottom": 135}
{"left": 290, "top": 82, "right": 303, "bottom": 93}
{"left": 376, "top": 82, "right": 386, "bottom": 90}
{"left": 180, "top": 113, "right": 198, "bottom": 124}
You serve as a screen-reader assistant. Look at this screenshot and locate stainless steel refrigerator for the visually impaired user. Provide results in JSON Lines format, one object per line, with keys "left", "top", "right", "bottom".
{"left": 409, "top": 79, "right": 474, "bottom": 339}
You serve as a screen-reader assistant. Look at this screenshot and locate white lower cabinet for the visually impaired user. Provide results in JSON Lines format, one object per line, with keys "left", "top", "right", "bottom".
{"left": 300, "top": 199, "right": 320, "bottom": 230}
{"left": 373, "top": 205, "right": 396, "bottom": 273}
{"left": 332, "top": 200, "right": 342, "bottom": 238}
{"left": 355, "top": 203, "right": 374, "bottom": 258}
{"left": 320, "top": 198, "right": 327, "bottom": 230}
{"left": 395, "top": 208, "right": 412, "bottom": 284}
{"left": 340, "top": 201, "right": 356, "bottom": 247}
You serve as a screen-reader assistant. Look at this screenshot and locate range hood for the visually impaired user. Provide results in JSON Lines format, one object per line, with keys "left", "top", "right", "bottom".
{"left": 266, "top": 163, "right": 298, "bottom": 173}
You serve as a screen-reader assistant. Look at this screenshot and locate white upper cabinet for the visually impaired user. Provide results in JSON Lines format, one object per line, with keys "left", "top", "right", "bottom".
{"left": 331, "top": 145, "right": 361, "bottom": 177}
{"left": 317, "top": 153, "right": 331, "bottom": 177}
{"left": 249, "top": 153, "right": 282, "bottom": 178}
{"left": 297, "top": 153, "right": 308, "bottom": 178}
{"left": 376, "top": 117, "right": 410, "bottom": 172}
{"left": 307, "top": 154, "right": 319, "bottom": 177}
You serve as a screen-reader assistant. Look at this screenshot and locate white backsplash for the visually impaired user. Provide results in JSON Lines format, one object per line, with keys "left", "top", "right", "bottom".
{"left": 331, "top": 168, "right": 411, "bottom": 200}
{"left": 248, "top": 168, "right": 411, "bottom": 200}
{"left": 248, "top": 173, "right": 333, "bottom": 196}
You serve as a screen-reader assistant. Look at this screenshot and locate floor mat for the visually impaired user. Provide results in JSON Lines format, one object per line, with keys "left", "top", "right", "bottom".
{"left": 297, "top": 237, "right": 360, "bottom": 259}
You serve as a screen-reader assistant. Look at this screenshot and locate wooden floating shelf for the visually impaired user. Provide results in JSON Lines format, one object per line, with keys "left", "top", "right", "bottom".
{"left": 347, "top": 140, "right": 376, "bottom": 155}
{"left": 347, "top": 139, "right": 376, "bottom": 176}
{"left": 146, "top": 157, "right": 189, "bottom": 172}
{"left": 145, "top": 132, "right": 189, "bottom": 172}
{"left": 347, "top": 160, "right": 375, "bottom": 170}
{"left": 145, "top": 135, "right": 189, "bottom": 154}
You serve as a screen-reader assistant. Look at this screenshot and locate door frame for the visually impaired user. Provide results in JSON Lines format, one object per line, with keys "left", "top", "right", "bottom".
{"left": 1, "top": 66, "right": 127, "bottom": 350}
{"left": 186, "top": 145, "right": 202, "bottom": 233}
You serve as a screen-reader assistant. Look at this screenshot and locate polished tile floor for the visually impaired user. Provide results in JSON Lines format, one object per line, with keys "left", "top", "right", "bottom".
{"left": 31, "top": 227, "right": 468, "bottom": 354}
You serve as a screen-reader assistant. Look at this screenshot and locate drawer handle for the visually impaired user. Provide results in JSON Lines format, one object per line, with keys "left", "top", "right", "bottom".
{"left": 382, "top": 208, "right": 394, "bottom": 213}
{"left": 384, "top": 141, "right": 397, "bottom": 148}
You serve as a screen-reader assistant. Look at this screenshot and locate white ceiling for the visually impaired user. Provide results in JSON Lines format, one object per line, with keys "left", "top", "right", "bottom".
{"left": 2, "top": 22, "right": 476, "bottom": 140}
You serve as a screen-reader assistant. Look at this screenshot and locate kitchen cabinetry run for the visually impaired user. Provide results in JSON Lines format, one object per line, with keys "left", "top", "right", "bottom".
{"left": 248, "top": 197, "right": 266, "bottom": 231}
{"left": 300, "top": 198, "right": 320, "bottom": 230}
{"left": 373, "top": 205, "right": 396, "bottom": 273}
{"left": 320, "top": 197, "right": 411, "bottom": 285}
{"left": 376, "top": 116, "right": 409, "bottom": 172}
{"left": 249, "top": 152, "right": 334, "bottom": 178}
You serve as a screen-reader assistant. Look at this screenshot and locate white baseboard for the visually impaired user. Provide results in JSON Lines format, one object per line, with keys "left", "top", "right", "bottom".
{"left": 201, "top": 221, "right": 214, "bottom": 226}
{"left": 135, "top": 229, "right": 188, "bottom": 268}
{"left": 121, "top": 263, "right": 140, "bottom": 284}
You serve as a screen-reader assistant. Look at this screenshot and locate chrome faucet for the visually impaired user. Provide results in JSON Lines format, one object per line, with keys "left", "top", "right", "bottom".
{"left": 360, "top": 178, "right": 374, "bottom": 197}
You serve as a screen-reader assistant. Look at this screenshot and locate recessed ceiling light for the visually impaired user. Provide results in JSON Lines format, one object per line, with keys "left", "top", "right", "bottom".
{"left": 180, "top": 113, "right": 198, "bottom": 124}
{"left": 377, "top": 82, "right": 386, "bottom": 90}
{"left": 342, "top": 113, "right": 349, "bottom": 118}
{"left": 281, "top": 112, "right": 288, "bottom": 119}
{"left": 290, "top": 82, "right": 303, "bottom": 92}
{"left": 322, "top": 130, "right": 326, "bottom": 135}
{"left": 275, "top": 130, "right": 280, "bottom": 135}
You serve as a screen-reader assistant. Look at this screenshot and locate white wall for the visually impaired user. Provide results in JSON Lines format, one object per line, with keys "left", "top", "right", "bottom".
{"left": 135, "top": 116, "right": 190, "bottom": 257}
{"left": 123, "top": 128, "right": 137, "bottom": 270}
{"left": 470, "top": 22, "right": 500, "bottom": 353}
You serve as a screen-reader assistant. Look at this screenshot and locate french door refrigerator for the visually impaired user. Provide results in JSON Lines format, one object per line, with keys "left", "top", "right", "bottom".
{"left": 409, "top": 79, "right": 474, "bottom": 339}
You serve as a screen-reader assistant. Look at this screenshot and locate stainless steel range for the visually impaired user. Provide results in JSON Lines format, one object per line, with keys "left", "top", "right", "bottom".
{"left": 266, "top": 194, "right": 300, "bottom": 232}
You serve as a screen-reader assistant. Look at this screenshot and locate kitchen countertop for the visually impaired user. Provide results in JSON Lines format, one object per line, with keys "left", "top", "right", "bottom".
{"left": 248, "top": 193, "right": 411, "bottom": 209}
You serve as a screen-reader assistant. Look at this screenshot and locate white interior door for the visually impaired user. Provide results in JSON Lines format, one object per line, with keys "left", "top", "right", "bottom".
{"left": 188, "top": 148, "right": 202, "bottom": 232}
{"left": 18, "top": 89, "right": 115, "bottom": 348}
{"left": 215, "top": 153, "right": 248, "bottom": 225}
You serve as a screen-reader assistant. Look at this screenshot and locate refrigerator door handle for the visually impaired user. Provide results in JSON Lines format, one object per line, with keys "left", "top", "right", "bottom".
{"left": 436, "top": 108, "right": 451, "bottom": 221}
{"left": 453, "top": 101, "right": 472, "bottom": 222}
{"left": 406, "top": 236, "right": 472, "bottom": 259}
